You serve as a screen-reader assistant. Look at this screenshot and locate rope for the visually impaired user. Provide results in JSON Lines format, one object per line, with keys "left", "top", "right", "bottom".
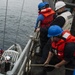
{"left": 15, "top": 0, "right": 25, "bottom": 43}
{"left": 2, "top": 0, "right": 8, "bottom": 49}
{"left": 30, "top": 64, "right": 74, "bottom": 71}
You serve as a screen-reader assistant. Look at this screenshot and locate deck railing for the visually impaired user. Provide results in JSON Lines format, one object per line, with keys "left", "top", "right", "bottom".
{"left": 5, "top": 33, "right": 39, "bottom": 75}
{"left": 6, "top": 39, "right": 32, "bottom": 75}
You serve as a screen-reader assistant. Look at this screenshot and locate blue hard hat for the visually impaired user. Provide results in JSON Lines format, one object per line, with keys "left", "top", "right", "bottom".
{"left": 38, "top": 2, "right": 45, "bottom": 10}
{"left": 43, "top": 2, "right": 49, "bottom": 5}
{"left": 48, "top": 25, "right": 63, "bottom": 37}
{"left": 73, "top": 69, "right": 75, "bottom": 75}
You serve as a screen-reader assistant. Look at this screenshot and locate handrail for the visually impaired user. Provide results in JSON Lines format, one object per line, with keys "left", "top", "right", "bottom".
{"left": 6, "top": 38, "right": 32, "bottom": 75}
{"left": 6, "top": 33, "right": 38, "bottom": 75}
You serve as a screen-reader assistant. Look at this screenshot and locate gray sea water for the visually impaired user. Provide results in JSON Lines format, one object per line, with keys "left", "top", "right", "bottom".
{"left": 0, "top": 0, "right": 42, "bottom": 50}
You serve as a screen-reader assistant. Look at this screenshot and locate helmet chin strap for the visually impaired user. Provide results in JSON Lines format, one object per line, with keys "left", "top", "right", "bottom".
{"left": 57, "top": 35, "right": 66, "bottom": 40}
{"left": 53, "top": 34, "right": 62, "bottom": 38}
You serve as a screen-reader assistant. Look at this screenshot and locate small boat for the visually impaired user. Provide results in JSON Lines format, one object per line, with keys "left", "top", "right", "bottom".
{"left": 0, "top": 43, "right": 22, "bottom": 74}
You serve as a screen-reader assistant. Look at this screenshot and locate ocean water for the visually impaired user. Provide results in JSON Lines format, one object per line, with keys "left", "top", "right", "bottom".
{"left": 0, "top": 0, "right": 42, "bottom": 50}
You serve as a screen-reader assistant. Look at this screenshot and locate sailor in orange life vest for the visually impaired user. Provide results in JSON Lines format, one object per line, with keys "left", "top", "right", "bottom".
{"left": 44, "top": 25, "right": 75, "bottom": 75}
{"left": 34, "top": 2, "right": 55, "bottom": 56}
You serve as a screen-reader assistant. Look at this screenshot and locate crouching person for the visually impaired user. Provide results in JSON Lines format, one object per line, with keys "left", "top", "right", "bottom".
{"left": 44, "top": 25, "right": 75, "bottom": 75}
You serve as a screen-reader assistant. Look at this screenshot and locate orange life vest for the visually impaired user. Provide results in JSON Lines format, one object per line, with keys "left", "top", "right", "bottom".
{"left": 52, "top": 31, "right": 75, "bottom": 60}
{"left": 39, "top": 8, "right": 55, "bottom": 28}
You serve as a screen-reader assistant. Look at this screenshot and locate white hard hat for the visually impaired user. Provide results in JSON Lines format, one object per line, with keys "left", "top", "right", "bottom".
{"left": 5, "top": 56, "right": 11, "bottom": 60}
{"left": 55, "top": 1, "right": 66, "bottom": 11}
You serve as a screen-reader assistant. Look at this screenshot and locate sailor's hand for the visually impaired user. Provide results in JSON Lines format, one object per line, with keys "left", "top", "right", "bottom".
{"left": 44, "top": 61, "right": 49, "bottom": 66}
{"left": 54, "top": 64, "right": 60, "bottom": 69}
{"left": 35, "top": 28, "right": 40, "bottom": 32}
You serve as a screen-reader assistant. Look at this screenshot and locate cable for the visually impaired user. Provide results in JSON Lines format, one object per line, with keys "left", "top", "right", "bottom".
{"left": 2, "top": 0, "right": 8, "bottom": 49}
{"left": 15, "top": 0, "right": 25, "bottom": 43}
